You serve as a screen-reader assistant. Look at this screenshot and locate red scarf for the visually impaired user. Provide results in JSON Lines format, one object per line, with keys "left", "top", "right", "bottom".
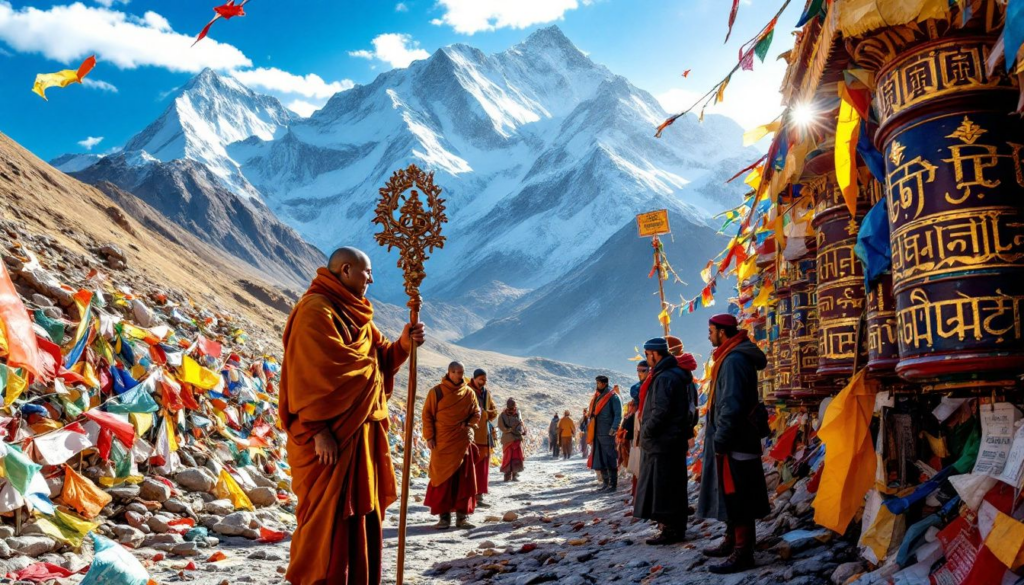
{"left": 707, "top": 330, "right": 749, "bottom": 412}
{"left": 638, "top": 353, "right": 697, "bottom": 419}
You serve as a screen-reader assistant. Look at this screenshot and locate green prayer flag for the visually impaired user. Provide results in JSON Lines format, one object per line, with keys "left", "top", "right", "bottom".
{"left": 33, "top": 310, "right": 65, "bottom": 344}
{"left": 111, "top": 441, "right": 132, "bottom": 479}
{"left": 107, "top": 384, "right": 159, "bottom": 414}
{"left": 755, "top": 29, "right": 775, "bottom": 62}
{"left": 4, "top": 444, "right": 42, "bottom": 496}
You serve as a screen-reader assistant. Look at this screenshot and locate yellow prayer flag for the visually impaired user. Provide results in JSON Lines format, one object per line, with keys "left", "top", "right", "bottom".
{"left": 32, "top": 70, "right": 81, "bottom": 101}
{"left": 743, "top": 120, "right": 781, "bottom": 147}
{"left": 129, "top": 412, "right": 153, "bottom": 436}
{"left": 813, "top": 371, "right": 879, "bottom": 534}
{"left": 986, "top": 511, "right": 1024, "bottom": 570}
{"left": 215, "top": 469, "right": 255, "bottom": 511}
{"left": 4, "top": 367, "right": 27, "bottom": 407}
{"left": 923, "top": 431, "right": 950, "bottom": 458}
{"left": 743, "top": 165, "right": 763, "bottom": 191}
{"left": 859, "top": 503, "right": 901, "bottom": 562}
{"left": 35, "top": 508, "right": 99, "bottom": 548}
{"left": 835, "top": 88, "right": 862, "bottom": 218}
{"left": 737, "top": 256, "right": 757, "bottom": 282}
{"left": 180, "top": 355, "right": 221, "bottom": 390}
{"left": 716, "top": 76, "right": 730, "bottom": 104}
{"left": 657, "top": 309, "right": 671, "bottom": 327}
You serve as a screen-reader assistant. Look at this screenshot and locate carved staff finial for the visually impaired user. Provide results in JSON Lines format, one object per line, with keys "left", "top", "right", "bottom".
{"left": 372, "top": 163, "right": 446, "bottom": 585}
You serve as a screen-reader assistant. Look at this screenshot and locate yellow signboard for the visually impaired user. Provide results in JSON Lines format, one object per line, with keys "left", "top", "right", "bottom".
{"left": 636, "top": 209, "right": 671, "bottom": 238}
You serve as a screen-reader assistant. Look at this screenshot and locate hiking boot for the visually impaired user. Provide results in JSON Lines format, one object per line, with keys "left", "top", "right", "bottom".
{"left": 504, "top": 472, "right": 511, "bottom": 482}
{"left": 646, "top": 525, "right": 687, "bottom": 546}
{"left": 512, "top": 473, "right": 520, "bottom": 482}
{"left": 477, "top": 495, "right": 491, "bottom": 508}
{"left": 708, "top": 549, "right": 755, "bottom": 574}
{"left": 456, "top": 513, "right": 476, "bottom": 529}
{"left": 702, "top": 526, "right": 735, "bottom": 558}
{"left": 597, "top": 482, "right": 611, "bottom": 493}
{"left": 433, "top": 513, "right": 452, "bottom": 530}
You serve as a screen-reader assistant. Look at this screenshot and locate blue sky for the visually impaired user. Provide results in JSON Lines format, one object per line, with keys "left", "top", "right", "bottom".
{"left": 0, "top": 0, "right": 802, "bottom": 161}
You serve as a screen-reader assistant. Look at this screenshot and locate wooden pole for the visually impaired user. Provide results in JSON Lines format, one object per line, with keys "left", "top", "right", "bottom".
{"left": 653, "top": 236, "right": 670, "bottom": 337}
{"left": 396, "top": 296, "right": 421, "bottom": 585}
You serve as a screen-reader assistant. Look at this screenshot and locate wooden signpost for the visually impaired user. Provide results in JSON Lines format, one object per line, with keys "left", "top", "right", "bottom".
{"left": 636, "top": 210, "right": 672, "bottom": 337}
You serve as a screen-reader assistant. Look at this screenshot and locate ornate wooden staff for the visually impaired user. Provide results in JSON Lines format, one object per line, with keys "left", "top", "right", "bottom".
{"left": 372, "top": 164, "right": 446, "bottom": 585}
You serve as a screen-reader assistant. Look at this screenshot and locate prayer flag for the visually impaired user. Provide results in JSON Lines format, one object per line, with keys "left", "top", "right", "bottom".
{"left": 743, "top": 120, "right": 780, "bottom": 147}
{"left": 835, "top": 87, "right": 862, "bottom": 217}
{"left": 32, "top": 55, "right": 96, "bottom": 101}
{"left": 854, "top": 199, "right": 891, "bottom": 289}
{"left": 813, "top": 371, "right": 879, "bottom": 534}
{"left": 726, "top": 0, "right": 741, "bottom": 42}
{"left": 1006, "top": 0, "right": 1024, "bottom": 72}
{"left": 0, "top": 263, "right": 46, "bottom": 381}
{"left": 61, "top": 466, "right": 112, "bottom": 519}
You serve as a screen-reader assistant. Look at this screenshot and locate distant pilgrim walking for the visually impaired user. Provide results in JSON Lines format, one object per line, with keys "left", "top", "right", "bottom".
{"left": 422, "top": 361, "right": 481, "bottom": 530}
{"left": 469, "top": 369, "right": 498, "bottom": 508}
{"left": 498, "top": 398, "right": 526, "bottom": 481}
{"left": 280, "top": 247, "right": 424, "bottom": 585}
{"left": 587, "top": 376, "right": 622, "bottom": 492}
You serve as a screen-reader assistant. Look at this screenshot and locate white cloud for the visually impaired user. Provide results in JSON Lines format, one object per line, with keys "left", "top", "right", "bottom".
{"left": 432, "top": 0, "right": 590, "bottom": 34}
{"left": 82, "top": 77, "right": 118, "bottom": 92}
{"left": 395, "top": 3, "right": 409, "bottom": 12}
{"left": 93, "top": 0, "right": 128, "bottom": 7}
{"left": 348, "top": 33, "right": 429, "bottom": 69}
{"left": 230, "top": 67, "right": 353, "bottom": 100}
{"left": 0, "top": 2, "right": 251, "bottom": 72}
{"left": 285, "top": 99, "right": 321, "bottom": 118}
{"left": 77, "top": 136, "right": 103, "bottom": 150}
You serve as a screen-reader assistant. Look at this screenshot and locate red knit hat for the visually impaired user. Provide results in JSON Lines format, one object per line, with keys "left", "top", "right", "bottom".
{"left": 709, "top": 314, "right": 738, "bottom": 327}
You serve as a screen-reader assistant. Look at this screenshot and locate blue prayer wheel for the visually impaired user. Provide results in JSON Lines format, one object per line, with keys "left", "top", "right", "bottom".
{"left": 873, "top": 36, "right": 1024, "bottom": 386}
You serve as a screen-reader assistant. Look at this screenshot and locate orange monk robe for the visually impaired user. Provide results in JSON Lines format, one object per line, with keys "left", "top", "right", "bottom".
{"left": 422, "top": 376, "right": 480, "bottom": 514}
{"left": 280, "top": 268, "right": 408, "bottom": 585}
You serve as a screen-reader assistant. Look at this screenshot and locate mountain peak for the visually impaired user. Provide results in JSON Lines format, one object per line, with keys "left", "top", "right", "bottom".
{"left": 519, "top": 25, "right": 579, "bottom": 54}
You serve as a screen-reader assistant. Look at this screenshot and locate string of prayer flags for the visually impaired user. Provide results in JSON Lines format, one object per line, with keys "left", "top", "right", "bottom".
{"left": 194, "top": 1, "right": 250, "bottom": 46}
{"left": 797, "top": 0, "right": 826, "bottom": 27}
{"left": 716, "top": 75, "right": 730, "bottom": 103}
{"left": 754, "top": 20, "right": 777, "bottom": 61}
{"left": 726, "top": 155, "right": 768, "bottom": 184}
{"left": 32, "top": 55, "right": 96, "bottom": 101}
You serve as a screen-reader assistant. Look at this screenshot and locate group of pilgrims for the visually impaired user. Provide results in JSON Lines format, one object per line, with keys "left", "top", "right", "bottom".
{"left": 276, "top": 247, "right": 775, "bottom": 584}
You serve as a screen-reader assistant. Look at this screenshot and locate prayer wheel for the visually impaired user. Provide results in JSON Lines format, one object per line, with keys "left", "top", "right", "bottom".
{"left": 871, "top": 35, "right": 1024, "bottom": 384}
{"left": 811, "top": 172, "right": 869, "bottom": 377}
{"left": 791, "top": 259, "right": 824, "bottom": 399}
{"left": 774, "top": 284, "right": 794, "bottom": 401}
{"left": 866, "top": 274, "right": 900, "bottom": 374}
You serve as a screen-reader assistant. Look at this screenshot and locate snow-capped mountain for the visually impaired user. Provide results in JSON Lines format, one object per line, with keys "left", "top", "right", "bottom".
{"left": 230, "top": 26, "right": 756, "bottom": 304}
{"left": 122, "top": 69, "right": 293, "bottom": 199}
{"left": 51, "top": 153, "right": 105, "bottom": 173}
{"left": 69, "top": 151, "right": 323, "bottom": 289}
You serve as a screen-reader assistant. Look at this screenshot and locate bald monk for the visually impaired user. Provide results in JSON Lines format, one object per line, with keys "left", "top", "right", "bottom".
{"left": 280, "top": 247, "right": 424, "bottom": 585}
{"left": 422, "top": 361, "right": 481, "bottom": 530}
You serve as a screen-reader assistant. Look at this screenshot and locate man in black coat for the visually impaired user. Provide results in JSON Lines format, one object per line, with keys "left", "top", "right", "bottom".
{"left": 634, "top": 337, "right": 692, "bottom": 545}
{"left": 588, "top": 375, "right": 622, "bottom": 492}
{"left": 697, "top": 314, "right": 770, "bottom": 574}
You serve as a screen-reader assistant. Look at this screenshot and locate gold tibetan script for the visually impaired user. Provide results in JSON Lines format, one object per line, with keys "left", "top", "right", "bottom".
{"left": 887, "top": 141, "right": 937, "bottom": 223}
{"left": 897, "top": 288, "right": 1024, "bottom": 350}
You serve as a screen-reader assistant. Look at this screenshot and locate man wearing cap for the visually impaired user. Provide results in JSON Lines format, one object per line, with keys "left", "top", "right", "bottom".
{"left": 586, "top": 375, "right": 622, "bottom": 492}
{"left": 697, "top": 314, "right": 770, "bottom": 574}
{"left": 469, "top": 369, "right": 498, "bottom": 508}
{"left": 557, "top": 410, "right": 577, "bottom": 459}
{"left": 665, "top": 336, "right": 700, "bottom": 447}
{"left": 422, "top": 361, "right": 481, "bottom": 530}
{"left": 634, "top": 337, "right": 692, "bottom": 545}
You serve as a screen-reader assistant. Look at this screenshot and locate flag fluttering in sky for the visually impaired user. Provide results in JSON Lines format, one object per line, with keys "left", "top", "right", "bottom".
{"left": 31, "top": 55, "right": 96, "bottom": 101}
{"left": 194, "top": 0, "right": 251, "bottom": 47}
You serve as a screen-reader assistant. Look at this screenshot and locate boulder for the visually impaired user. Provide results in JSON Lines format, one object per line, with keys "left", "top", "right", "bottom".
{"left": 832, "top": 562, "right": 865, "bottom": 584}
{"left": 140, "top": 478, "right": 171, "bottom": 502}
{"left": 107, "top": 485, "right": 141, "bottom": 500}
{"left": 175, "top": 468, "right": 217, "bottom": 493}
{"left": 112, "top": 525, "right": 145, "bottom": 548}
{"left": 147, "top": 515, "right": 173, "bottom": 534}
{"left": 246, "top": 487, "right": 278, "bottom": 508}
{"left": 212, "top": 511, "right": 256, "bottom": 537}
{"left": 171, "top": 541, "right": 202, "bottom": 557}
{"left": 5, "top": 535, "right": 56, "bottom": 557}
{"left": 204, "top": 499, "right": 234, "bottom": 516}
{"left": 163, "top": 498, "right": 193, "bottom": 515}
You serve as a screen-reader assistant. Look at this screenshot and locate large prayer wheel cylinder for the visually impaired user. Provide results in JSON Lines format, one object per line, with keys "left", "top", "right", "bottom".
{"left": 811, "top": 174, "right": 869, "bottom": 377}
{"left": 873, "top": 35, "right": 1024, "bottom": 383}
{"left": 866, "top": 274, "right": 900, "bottom": 374}
{"left": 791, "top": 260, "right": 824, "bottom": 398}
{"left": 774, "top": 288, "right": 794, "bottom": 400}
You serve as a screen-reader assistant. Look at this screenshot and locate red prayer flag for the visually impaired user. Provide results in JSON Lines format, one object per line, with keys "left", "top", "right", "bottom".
{"left": 76, "top": 55, "right": 96, "bottom": 81}
{"left": 769, "top": 425, "right": 799, "bottom": 461}
{"left": 84, "top": 408, "right": 136, "bottom": 448}
{"left": 0, "top": 262, "right": 47, "bottom": 382}
{"left": 726, "top": 0, "right": 741, "bottom": 42}
{"left": 257, "top": 526, "right": 287, "bottom": 543}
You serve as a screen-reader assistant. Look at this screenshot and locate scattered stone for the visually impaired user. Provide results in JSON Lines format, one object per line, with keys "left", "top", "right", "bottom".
{"left": 164, "top": 498, "right": 193, "bottom": 515}
{"left": 141, "top": 477, "right": 172, "bottom": 502}
{"left": 832, "top": 561, "right": 865, "bottom": 584}
{"left": 5, "top": 536, "right": 56, "bottom": 557}
{"left": 479, "top": 540, "right": 496, "bottom": 549}
{"left": 107, "top": 485, "right": 141, "bottom": 500}
{"left": 212, "top": 511, "right": 257, "bottom": 537}
{"left": 112, "top": 525, "right": 145, "bottom": 548}
{"left": 171, "top": 542, "right": 202, "bottom": 557}
{"left": 147, "top": 515, "right": 173, "bottom": 534}
{"left": 176, "top": 468, "right": 217, "bottom": 493}
{"left": 204, "top": 500, "right": 234, "bottom": 516}
{"left": 246, "top": 486, "right": 278, "bottom": 507}
{"left": 503, "top": 511, "right": 519, "bottom": 522}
